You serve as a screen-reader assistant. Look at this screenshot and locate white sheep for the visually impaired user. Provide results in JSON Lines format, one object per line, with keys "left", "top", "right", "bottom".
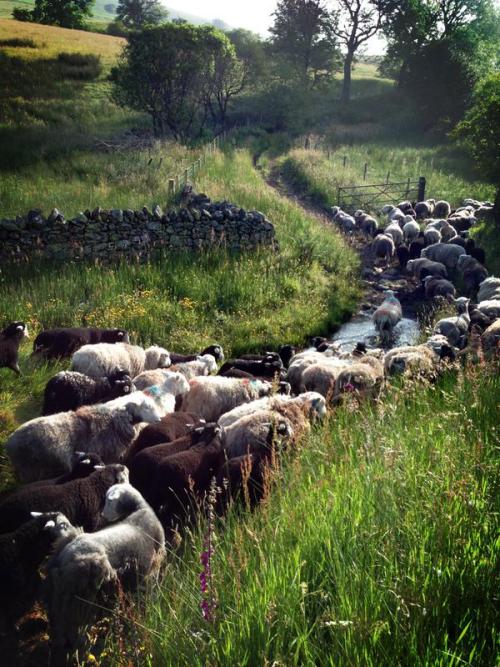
{"left": 5, "top": 392, "right": 162, "bottom": 482}
{"left": 181, "top": 376, "right": 272, "bottom": 422}
{"left": 223, "top": 410, "right": 295, "bottom": 458}
{"left": 476, "top": 299, "right": 500, "bottom": 319}
{"left": 333, "top": 356, "right": 384, "bottom": 401}
{"left": 134, "top": 354, "right": 216, "bottom": 389}
{"left": 331, "top": 206, "right": 356, "bottom": 234}
{"left": 373, "top": 290, "right": 402, "bottom": 344}
{"left": 71, "top": 342, "right": 171, "bottom": 380}
{"left": 218, "top": 392, "right": 326, "bottom": 429}
{"left": 384, "top": 335, "right": 455, "bottom": 376}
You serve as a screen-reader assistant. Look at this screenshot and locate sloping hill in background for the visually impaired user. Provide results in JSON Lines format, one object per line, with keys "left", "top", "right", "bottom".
{"left": 0, "top": 0, "right": 232, "bottom": 29}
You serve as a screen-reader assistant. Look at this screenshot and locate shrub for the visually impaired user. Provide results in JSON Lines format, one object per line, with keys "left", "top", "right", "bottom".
{"left": 57, "top": 52, "right": 103, "bottom": 80}
{"left": 0, "top": 38, "right": 37, "bottom": 48}
{"left": 106, "top": 19, "right": 129, "bottom": 37}
{"left": 12, "top": 8, "right": 33, "bottom": 21}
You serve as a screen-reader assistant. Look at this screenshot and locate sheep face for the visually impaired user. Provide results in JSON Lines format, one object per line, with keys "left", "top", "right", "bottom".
{"left": 39, "top": 512, "right": 76, "bottom": 540}
{"left": 145, "top": 346, "right": 171, "bottom": 370}
{"left": 102, "top": 483, "right": 143, "bottom": 522}
{"left": 199, "top": 354, "right": 217, "bottom": 374}
{"left": 202, "top": 344, "right": 224, "bottom": 362}
{"left": 125, "top": 395, "right": 162, "bottom": 424}
{"left": 2, "top": 321, "right": 29, "bottom": 339}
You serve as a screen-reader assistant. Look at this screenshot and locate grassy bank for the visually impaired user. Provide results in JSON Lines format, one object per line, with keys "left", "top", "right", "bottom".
{"left": 107, "top": 362, "right": 498, "bottom": 666}
{"left": 281, "top": 145, "right": 495, "bottom": 211}
{"left": 0, "top": 148, "right": 359, "bottom": 489}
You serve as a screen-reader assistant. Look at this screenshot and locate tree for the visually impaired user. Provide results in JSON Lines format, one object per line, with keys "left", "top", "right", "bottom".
{"left": 331, "top": 0, "right": 383, "bottom": 103}
{"left": 227, "top": 29, "right": 268, "bottom": 87}
{"left": 112, "top": 23, "right": 243, "bottom": 140}
{"left": 269, "top": 0, "right": 339, "bottom": 87}
{"left": 30, "top": 0, "right": 95, "bottom": 28}
{"left": 116, "top": 0, "right": 167, "bottom": 29}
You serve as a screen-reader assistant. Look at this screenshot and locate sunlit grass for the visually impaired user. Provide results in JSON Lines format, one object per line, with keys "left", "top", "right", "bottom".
{"left": 107, "top": 363, "right": 499, "bottom": 666}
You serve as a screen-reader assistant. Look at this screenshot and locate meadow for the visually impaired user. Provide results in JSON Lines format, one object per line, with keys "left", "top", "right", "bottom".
{"left": 0, "top": 148, "right": 359, "bottom": 490}
{"left": 104, "top": 362, "right": 499, "bottom": 666}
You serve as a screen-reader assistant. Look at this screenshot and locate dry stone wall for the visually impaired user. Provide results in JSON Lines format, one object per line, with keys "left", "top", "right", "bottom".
{"left": 0, "top": 193, "right": 277, "bottom": 263}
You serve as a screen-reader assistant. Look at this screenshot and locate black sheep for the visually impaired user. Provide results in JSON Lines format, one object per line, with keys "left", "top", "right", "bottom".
{"left": 42, "top": 368, "right": 134, "bottom": 415}
{"left": 124, "top": 412, "right": 206, "bottom": 463}
{"left": 0, "top": 464, "right": 128, "bottom": 534}
{"left": 169, "top": 344, "right": 224, "bottom": 364}
{"left": 396, "top": 245, "right": 410, "bottom": 269}
{"left": 144, "top": 425, "right": 225, "bottom": 518}
{"left": 0, "top": 321, "right": 28, "bottom": 375}
{"left": 32, "top": 327, "right": 129, "bottom": 360}
{"left": 218, "top": 358, "right": 284, "bottom": 378}
{"left": 238, "top": 352, "right": 283, "bottom": 366}
{"left": 0, "top": 511, "right": 76, "bottom": 633}
{"left": 216, "top": 454, "right": 267, "bottom": 514}
{"left": 129, "top": 422, "right": 220, "bottom": 497}
{"left": 409, "top": 239, "right": 425, "bottom": 259}
{"left": 278, "top": 344, "right": 296, "bottom": 368}
{"left": 469, "top": 246, "right": 486, "bottom": 265}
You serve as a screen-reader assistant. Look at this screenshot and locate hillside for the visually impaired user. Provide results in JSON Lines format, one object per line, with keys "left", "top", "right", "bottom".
{"left": 0, "top": 0, "right": 232, "bottom": 29}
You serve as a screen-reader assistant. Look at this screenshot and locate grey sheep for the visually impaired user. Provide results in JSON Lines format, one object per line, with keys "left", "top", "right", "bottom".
{"left": 181, "top": 376, "right": 272, "bottom": 422}
{"left": 407, "top": 258, "right": 448, "bottom": 280}
{"left": 0, "top": 511, "right": 77, "bottom": 634}
{"left": 414, "top": 200, "right": 435, "bottom": 219}
{"left": 46, "top": 484, "right": 165, "bottom": 662}
{"left": 383, "top": 335, "right": 455, "bottom": 376}
{"left": 403, "top": 220, "right": 420, "bottom": 243}
{"left": 372, "top": 234, "right": 395, "bottom": 265}
{"left": 433, "top": 297, "right": 471, "bottom": 347}
{"left": 476, "top": 299, "right": 500, "bottom": 319}
{"left": 71, "top": 342, "right": 171, "bottom": 380}
{"left": 423, "top": 276, "right": 456, "bottom": 300}
{"left": 333, "top": 356, "right": 384, "bottom": 402}
{"left": 477, "top": 277, "right": 500, "bottom": 302}
{"left": 423, "top": 227, "right": 441, "bottom": 245}
{"left": 421, "top": 243, "right": 466, "bottom": 270}
{"left": 433, "top": 201, "right": 451, "bottom": 218}
{"left": 0, "top": 321, "right": 28, "bottom": 375}
{"left": 5, "top": 392, "right": 162, "bottom": 482}
{"left": 0, "top": 463, "right": 128, "bottom": 534}
{"left": 373, "top": 291, "right": 403, "bottom": 344}
{"left": 481, "top": 319, "right": 500, "bottom": 359}
{"left": 42, "top": 369, "right": 135, "bottom": 415}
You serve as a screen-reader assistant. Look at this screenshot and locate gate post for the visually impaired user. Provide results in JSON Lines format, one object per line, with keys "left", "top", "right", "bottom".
{"left": 418, "top": 176, "right": 426, "bottom": 202}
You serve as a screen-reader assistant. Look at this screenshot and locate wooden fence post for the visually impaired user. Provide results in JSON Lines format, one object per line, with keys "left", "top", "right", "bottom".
{"left": 168, "top": 179, "right": 175, "bottom": 196}
{"left": 184, "top": 168, "right": 188, "bottom": 184}
{"left": 418, "top": 176, "right": 426, "bottom": 202}
{"left": 363, "top": 163, "right": 368, "bottom": 181}
{"left": 343, "top": 155, "right": 347, "bottom": 168}
{"left": 406, "top": 177, "right": 411, "bottom": 196}
{"left": 386, "top": 171, "right": 390, "bottom": 183}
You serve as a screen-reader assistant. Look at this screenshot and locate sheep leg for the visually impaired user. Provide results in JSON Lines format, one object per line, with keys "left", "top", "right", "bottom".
{"left": 9, "top": 362, "right": 21, "bottom": 375}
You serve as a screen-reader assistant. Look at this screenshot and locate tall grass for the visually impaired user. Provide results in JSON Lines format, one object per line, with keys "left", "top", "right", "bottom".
{"left": 281, "top": 145, "right": 495, "bottom": 210}
{"left": 107, "top": 363, "right": 499, "bottom": 666}
{"left": 0, "top": 149, "right": 359, "bottom": 489}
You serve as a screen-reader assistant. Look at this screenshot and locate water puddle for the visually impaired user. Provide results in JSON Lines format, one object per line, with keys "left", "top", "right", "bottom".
{"left": 332, "top": 311, "right": 421, "bottom": 352}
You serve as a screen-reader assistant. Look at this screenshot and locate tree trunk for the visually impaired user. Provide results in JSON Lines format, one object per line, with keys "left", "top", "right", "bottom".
{"left": 341, "top": 51, "right": 354, "bottom": 103}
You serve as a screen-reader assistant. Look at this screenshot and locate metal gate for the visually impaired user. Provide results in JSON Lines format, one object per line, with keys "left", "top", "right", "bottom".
{"left": 337, "top": 176, "right": 426, "bottom": 213}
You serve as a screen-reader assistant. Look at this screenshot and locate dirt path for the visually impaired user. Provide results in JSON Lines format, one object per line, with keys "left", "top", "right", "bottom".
{"left": 261, "top": 159, "right": 424, "bottom": 348}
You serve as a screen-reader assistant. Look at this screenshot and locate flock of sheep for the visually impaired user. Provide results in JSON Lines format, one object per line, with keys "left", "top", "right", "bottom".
{"left": 0, "top": 195, "right": 499, "bottom": 665}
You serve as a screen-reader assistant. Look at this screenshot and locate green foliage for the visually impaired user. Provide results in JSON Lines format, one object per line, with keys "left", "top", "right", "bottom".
{"left": 452, "top": 72, "right": 500, "bottom": 183}
{"left": 269, "top": 0, "right": 339, "bottom": 86}
{"left": 31, "top": 0, "right": 96, "bottom": 28}
{"left": 11, "top": 7, "right": 32, "bottom": 21}
{"left": 280, "top": 143, "right": 496, "bottom": 212}
{"left": 57, "top": 51, "right": 102, "bottom": 79}
{"left": 116, "top": 0, "right": 167, "bottom": 29}
{"left": 105, "top": 364, "right": 498, "bottom": 666}
{"left": 0, "top": 37, "right": 36, "bottom": 47}
{"left": 112, "top": 22, "right": 243, "bottom": 140}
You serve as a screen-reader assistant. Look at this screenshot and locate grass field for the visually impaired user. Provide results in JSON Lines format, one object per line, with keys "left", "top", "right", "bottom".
{"left": 0, "top": 148, "right": 359, "bottom": 491}
{"left": 280, "top": 146, "right": 496, "bottom": 212}
{"left": 102, "top": 362, "right": 499, "bottom": 666}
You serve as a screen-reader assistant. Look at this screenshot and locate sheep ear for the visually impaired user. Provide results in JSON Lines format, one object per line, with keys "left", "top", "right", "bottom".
{"left": 81, "top": 458, "right": 91, "bottom": 464}
{"left": 117, "top": 332, "right": 124, "bottom": 337}
{"left": 30, "top": 511, "right": 43, "bottom": 517}
{"left": 16, "top": 324, "right": 24, "bottom": 331}
{"left": 44, "top": 520, "right": 56, "bottom": 529}
{"left": 93, "top": 465, "right": 106, "bottom": 470}
{"left": 74, "top": 451, "right": 85, "bottom": 458}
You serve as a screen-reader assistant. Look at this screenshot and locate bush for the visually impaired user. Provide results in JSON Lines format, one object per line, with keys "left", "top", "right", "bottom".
{"left": 12, "top": 8, "right": 33, "bottom": 21}
{"left": 57, "top": 52, "right": 102, "bottom": 80}
{"left": 106, "top": 19, "right": 129, "bottom": 37}
{"left": 0, "top": 38, "right": 37, "bottom": 48}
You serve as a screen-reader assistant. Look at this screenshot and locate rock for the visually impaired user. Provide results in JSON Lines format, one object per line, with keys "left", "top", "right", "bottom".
{"left": 48, "top": 208, "right": 62, "bottom": 222}
{"left": 110, "top": 209, "right": 123, "bottom": 223}
{"left": 152, "top": 204, "right": 162, "bottom": 220}
{"left": 75, "top": 212, "right": 88, "bottom": 224}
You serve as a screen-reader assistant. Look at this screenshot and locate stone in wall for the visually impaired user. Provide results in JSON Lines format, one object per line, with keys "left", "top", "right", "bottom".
{"left": 0, "top": 191, "right": 277, "bottom": 264}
